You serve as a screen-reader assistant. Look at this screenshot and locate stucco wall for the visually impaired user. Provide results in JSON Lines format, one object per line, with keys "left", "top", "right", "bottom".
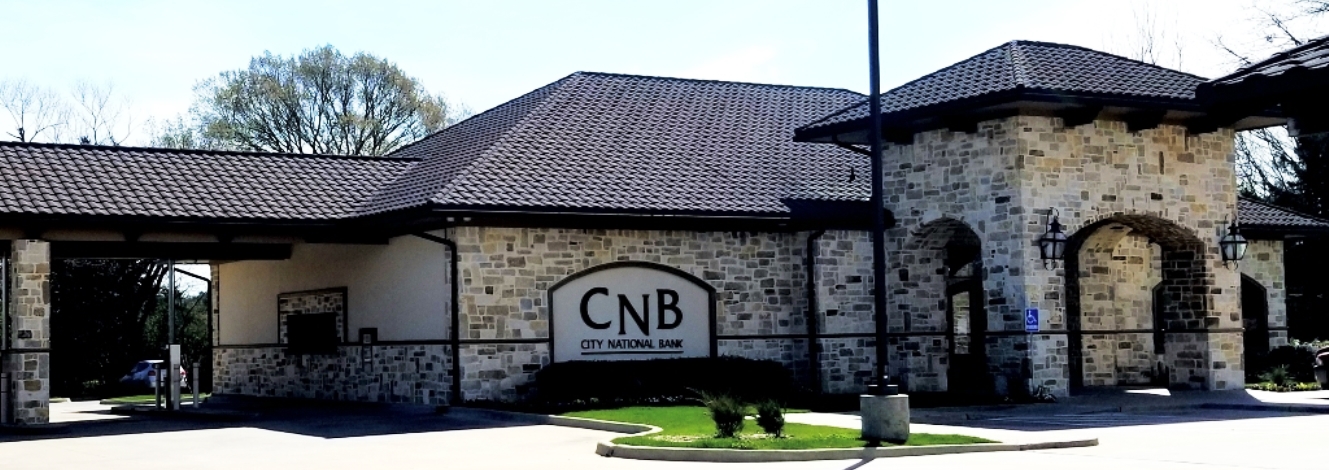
{"left": 217, "top": 232, "right": 451, "bottom": 344}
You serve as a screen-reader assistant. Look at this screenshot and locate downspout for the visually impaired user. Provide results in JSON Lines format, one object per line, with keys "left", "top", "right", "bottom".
{"left": 805, "top": 230, "right": 826, "bottom": 395}
{"left": 414, "top": 232, "right": 462, "bottom": 406}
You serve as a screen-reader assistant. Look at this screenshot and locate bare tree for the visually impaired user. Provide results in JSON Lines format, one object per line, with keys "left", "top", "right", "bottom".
{"left": 192, "top": 45, "right": 460, "bottom": 155}
{"left": 1211, "top": 1, "right": 1329, "bottom": 209}
{"left": 0, "top": 78, "right": 68, "bottom": 142}
{"left": 69, "top": 80, "right": 134, "bottom": 146}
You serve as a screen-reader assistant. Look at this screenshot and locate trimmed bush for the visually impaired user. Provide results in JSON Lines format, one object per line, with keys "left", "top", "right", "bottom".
{"left": 755, "top": 400, "right": 786, "bottom": 437}
{"left": 534, "top": 356, "right": 794, "bottom": 409}
{"left": 700, "top": 392, "right": 747, "bottom": 438}
{"left": 1250, "top": 346, "right": 1317, "bottom": 383}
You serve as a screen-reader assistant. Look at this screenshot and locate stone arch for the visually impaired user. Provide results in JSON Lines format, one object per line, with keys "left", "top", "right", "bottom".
{"left": 1064, "top": 214, "right": 1212, "bottom": 391}
{"left": 890, "top": 218, "right": 986, "bottom": 393}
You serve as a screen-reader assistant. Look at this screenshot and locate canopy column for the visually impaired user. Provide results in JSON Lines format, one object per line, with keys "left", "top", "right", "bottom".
{"left": 4, "top": 239, "right": 51, "bottom": 425}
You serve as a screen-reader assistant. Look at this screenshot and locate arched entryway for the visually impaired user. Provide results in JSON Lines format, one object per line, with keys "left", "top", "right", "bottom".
{"left": 1241, "top": 274, "right": 1270, "bottom": 379}
{"left": 892, "top": 218, "right": 988, "bottom": 394}
{"left": 1065, "top": 215, "right": 1213, "bottom": 392}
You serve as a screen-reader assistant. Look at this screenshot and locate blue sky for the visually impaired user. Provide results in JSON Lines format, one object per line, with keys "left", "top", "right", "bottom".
{"left": 0, "top": 0, "right": 1292, "bottom": 139}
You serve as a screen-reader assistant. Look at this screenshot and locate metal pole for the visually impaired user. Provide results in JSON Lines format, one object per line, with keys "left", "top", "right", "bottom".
{"left": 154, "top": 364, "right": 163, "bottom": 410}
{"left": 192, "top": 362, "right": 200, "bottom": 408}
{"left": 867, "top": 0, "right": 891, "bottom": 391}
{"left": 168, "top": 260, "right": 175, "bottom": 344}
{"left": 1, "top": 372, "right": 11, "bottom": 425}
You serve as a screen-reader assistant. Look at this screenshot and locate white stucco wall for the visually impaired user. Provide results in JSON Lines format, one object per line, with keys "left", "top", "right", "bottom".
{"left": 217, "top": 232, "right": 450, "bottom": 344}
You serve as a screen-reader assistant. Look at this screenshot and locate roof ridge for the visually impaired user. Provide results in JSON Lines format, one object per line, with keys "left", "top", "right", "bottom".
{"left": 798, "top": 42, "right": 1019, "bottom": 132}
{"left": 0, "top": 140, "right": 420, "bottom": 162}
{"left": 572, "top": 71, "right": 864, "bottom": 96}
{"left": 1239, "top": 196, "right": 1329, "bottom": 225}
{"left": 1007, "top": 39, "right": 1212, "bottom": 82}
{"left": 427, "top": 73, "right": 584, "bottom": 205}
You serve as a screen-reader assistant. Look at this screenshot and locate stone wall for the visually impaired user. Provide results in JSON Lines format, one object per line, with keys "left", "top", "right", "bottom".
{"left": 1241, "top": 240, "right": 1287, "bottom": 348}
{"left": 213, "top": 345, "right": 451, "bottom": 405}
{"left": 878, "top": 116, "right": 1245, "bottom": 396}
{"left": 451, "top": 226, "right": 877, "bottom": 401}
{"left": 4, "top": 240, "right": 51, "bottom": 425}
{"left": 880, "top": 118, "right": 1026, "bottom": 394}
{"left": 1013, "top": 117, "right": 1243, "bottom": 393}
{"left": 277, "top": 288, "right": 348, "bottom": 344}
{"left": 1075, "top": 230, "right": 1162, "bottom": 386}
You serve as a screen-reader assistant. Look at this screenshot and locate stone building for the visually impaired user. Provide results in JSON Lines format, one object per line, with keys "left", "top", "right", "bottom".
{"left": 2, "top": 40, "right": 1326, "bottom": 425}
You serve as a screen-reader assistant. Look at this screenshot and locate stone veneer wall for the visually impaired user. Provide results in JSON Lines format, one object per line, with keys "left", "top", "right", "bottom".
{"left": 451, "top": 226, "right": 878, "bottom": 402}
{"left": 1241, "top": 240, "right": 1287, "bottom": 349}
{"left": 880, "top": 116, "right": 1245, "bottom": 395}
{"left": 1076, "top": 230, "right": 1161, "bottom": 386}
{"left": 213, "top": 345, "right": 451, "bottom": 405}
{"left": 4, "top": 240, "right": 51, "bottom": 425}
{"left": 1014, "top": 117, "right": 1243, "bottom": 393}
{"left": 881, "top": 118, "right": 1026, "bottom": 394}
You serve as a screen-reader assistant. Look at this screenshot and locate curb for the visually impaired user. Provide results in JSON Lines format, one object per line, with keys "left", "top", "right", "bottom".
{"left": 459, "top": 407, "right": 1097, "bottom": 462}
{"left": 595, "top": 438, "right": 1099, "bottom": 462}
{"left": 1198, "top": 403, "right": 1329, "bottom": 414}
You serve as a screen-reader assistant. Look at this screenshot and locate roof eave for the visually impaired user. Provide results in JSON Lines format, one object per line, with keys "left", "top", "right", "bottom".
{"left": 794, "top": 88, "right": 1244, "bottom": 144}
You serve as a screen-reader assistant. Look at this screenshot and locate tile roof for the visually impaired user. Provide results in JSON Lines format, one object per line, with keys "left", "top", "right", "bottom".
{"left": 0, "top": 72, "right": 868, "bottom": 222}
{"left": 1198, "top": 34, "right": 1329, "bottom": 104}
{"left": 1238, "top": 197, "right": 1329, "bottom": 232}
{"left": 0, "top": 142, "right": 416, "bottom": 220}
{"left": 798, "top": 40, "right": 1208, "bottom": 137}
{"left": 375, "top": 72, "right": 869, "bottom": 215}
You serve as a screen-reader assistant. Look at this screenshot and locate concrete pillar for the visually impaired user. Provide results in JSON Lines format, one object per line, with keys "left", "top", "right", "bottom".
{"left": 4, "top": 239, "right": 51, "bottom": 425}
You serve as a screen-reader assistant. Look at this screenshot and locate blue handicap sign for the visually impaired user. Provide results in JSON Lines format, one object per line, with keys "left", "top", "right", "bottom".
{"left": 1024, "top": 308, "right": 1039, "bottom": 333}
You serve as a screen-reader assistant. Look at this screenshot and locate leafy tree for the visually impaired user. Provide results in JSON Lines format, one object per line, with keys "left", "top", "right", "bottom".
{"left": 50, "top": 260, "right": 169, "bottom": 396}
{"left": 192, "top": 45, "right": 459, "bottom": 155}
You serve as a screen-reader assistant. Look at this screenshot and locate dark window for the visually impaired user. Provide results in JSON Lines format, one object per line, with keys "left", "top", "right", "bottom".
{"left": 287, "top": 313, "right": 339, "bottom": 354}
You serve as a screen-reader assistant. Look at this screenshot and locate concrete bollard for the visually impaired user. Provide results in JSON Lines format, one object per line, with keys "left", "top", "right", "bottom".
{"left": 860, "top": 394, "right": 910, "bottom": 443}
{"left": 192, "top": 362, "right": 200, "bottom": 408}
{"left": 154, "top": 364, "right": 163, "bottom": 410}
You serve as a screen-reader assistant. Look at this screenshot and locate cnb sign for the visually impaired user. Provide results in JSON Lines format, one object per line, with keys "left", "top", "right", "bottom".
{"left": 550, "top": 262, "right": 716, "bottom": 362}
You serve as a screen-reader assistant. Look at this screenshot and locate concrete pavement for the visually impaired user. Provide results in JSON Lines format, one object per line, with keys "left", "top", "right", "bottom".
{"left": 1, "top": 400, "right": 1326, "bottom": 469}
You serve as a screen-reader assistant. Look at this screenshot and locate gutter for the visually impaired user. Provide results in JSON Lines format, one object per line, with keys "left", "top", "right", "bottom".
{"left": 804, "top": 229, "right": 826, "bottom": 394}
{"left": 414, "top": 232, "right": 463, "bottom": 406}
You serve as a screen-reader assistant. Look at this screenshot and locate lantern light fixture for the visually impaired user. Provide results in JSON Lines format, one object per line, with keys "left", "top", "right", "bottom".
{"left": 1219, "top": 217, "right": 1248, "bottom": 268}
{"left": 1038, "top": 207, "right": 1068, "bottom": 269}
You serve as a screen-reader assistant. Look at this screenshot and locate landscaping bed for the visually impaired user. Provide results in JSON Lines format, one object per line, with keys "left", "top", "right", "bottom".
{"left": 563, "top": 406, "right": 994, "bottom": 450}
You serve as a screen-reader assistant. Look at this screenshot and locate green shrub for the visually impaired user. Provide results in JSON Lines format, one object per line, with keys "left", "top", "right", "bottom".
{"left": 1260, "top": 365, "right": 1295, "bottom": 387}
{"left": 755, "top": 400, "right": 786, "bottom": 437}
{"left": 1246, "top": 381, "right": 1322, "bottom": 392}
{"left": 700, "top": 392, "right": 747, "bottom": 438}
{"left": 533, "top": 357, "right": 794, "bottom": 410}
{"left": 1250, "top": 346, "right": 1317, "bottom": 383}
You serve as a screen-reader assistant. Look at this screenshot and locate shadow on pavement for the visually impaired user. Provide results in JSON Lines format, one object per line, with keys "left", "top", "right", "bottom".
{"left": 0, "top": 400, "right": 543, "bottom": 443}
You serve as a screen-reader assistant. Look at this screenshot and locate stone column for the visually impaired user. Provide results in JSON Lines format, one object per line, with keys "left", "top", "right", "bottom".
{"left": 4, "top": 239, "right": 51, "bottom": 425}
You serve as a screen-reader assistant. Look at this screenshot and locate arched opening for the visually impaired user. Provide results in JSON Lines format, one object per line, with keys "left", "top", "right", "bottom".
{"left": 1241, "top": 274, "right": 1270, "bottom": 380}
{"left": 1065, "top": 215, "right": 1212, "bottom": 392}
{"left": 893, "top": 218, "right": 987, "bottom": 394}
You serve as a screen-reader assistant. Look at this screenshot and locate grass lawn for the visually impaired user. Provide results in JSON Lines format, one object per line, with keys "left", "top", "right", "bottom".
{"left": 563, "top": 406, "right": 996, "bottom": 450}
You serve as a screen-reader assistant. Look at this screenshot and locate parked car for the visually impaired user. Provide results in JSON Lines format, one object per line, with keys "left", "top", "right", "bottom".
{"left": 119, "top": 360, "right": 189, "bottom": 391}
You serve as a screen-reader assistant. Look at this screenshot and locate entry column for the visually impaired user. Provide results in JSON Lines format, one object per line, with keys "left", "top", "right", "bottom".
{"left": 4, "top": 239, "right": 51, "bottom": 425}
